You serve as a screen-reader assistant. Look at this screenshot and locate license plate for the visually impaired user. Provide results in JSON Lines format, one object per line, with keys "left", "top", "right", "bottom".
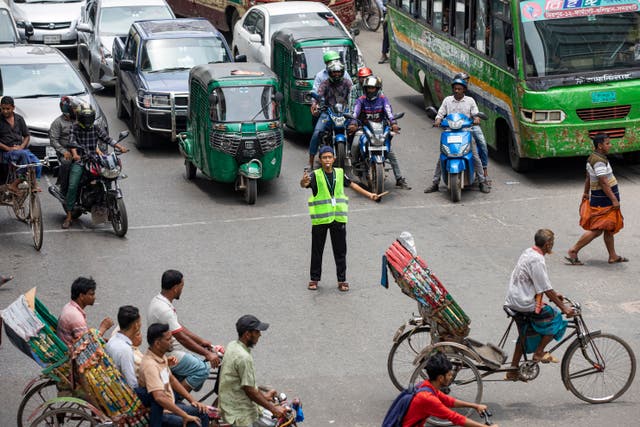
{"left": 591, "top": 91, "right": 616, "bottom": 103}
{"left": 43, "top": 35, "right": 61, "bottom": 44}
{"left": 447, "top": 135, "right": 463, "bottom": 143}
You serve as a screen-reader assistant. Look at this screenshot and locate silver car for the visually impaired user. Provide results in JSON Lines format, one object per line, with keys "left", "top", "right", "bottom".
{"left": 77, "top": 0, "right": 175, "bottom": 87}
{"left": 7, "top": 0, "right": 85, "bottom": 49}
{"left": 0, "top": 45, "right": 108, "bottom": 166}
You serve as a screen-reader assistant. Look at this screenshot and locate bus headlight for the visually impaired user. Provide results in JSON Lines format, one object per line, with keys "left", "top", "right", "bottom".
{"left": 521, "top": 109, "right": 566, "bottom": 123}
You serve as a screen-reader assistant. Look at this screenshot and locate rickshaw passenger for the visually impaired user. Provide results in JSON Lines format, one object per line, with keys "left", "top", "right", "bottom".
{"left": 105, "top": 305, "right": 143, "bottom": 388}
{"left": 504, "top": 229, "right": 574, "bottom": 380}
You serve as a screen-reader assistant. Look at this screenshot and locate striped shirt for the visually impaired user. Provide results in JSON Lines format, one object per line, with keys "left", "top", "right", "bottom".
{"left": 69, "top": 123, "right": 115, "bottom": 156}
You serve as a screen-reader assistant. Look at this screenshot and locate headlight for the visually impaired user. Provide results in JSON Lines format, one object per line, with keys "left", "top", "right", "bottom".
{"left": 460, "top": 142, "right": 471, "bottom": 155}
{"left": 334, "top": 117, "right": 345, "bottom": 127}
{"left": 46, "top": 145, "right": 57, "bottom": 158}
{"left": 441, "top": 144, "right": 451, "bottom": 155}
{"left": 448, "top": 119, "right": 465, "bottom": 130}
{"left": 521, "top": 109, "right": 566, "bottom": 123}
{"left": 101, "top": 166, "right": 121, "bottom": 179}
{"left": 139, "top": 91, "right": 170, "bottom": 108}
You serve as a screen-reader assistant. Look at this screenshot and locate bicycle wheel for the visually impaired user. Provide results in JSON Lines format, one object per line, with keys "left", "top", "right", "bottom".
{"left": 17, "top": 380, "right": 58, "bottom": 427}
{"left": 410, "top": 352, "right": 482, "bottom": 426}
{"left": 561, "top": 332, "right": 636, "bottom": 403}
{"left": 387, "top": 326, "right": 432, "bottom": 390}
{"left": 361, "top": 0, "right": 382, "bottom": 31}
{"left": 28, "top": 406, "right": 98, "bottom": 426}
{"left": 12, "top": 191, "right": 29, "bottom": 222}
{"left": 29, "top": 193, "right": 43, "bottom": 251}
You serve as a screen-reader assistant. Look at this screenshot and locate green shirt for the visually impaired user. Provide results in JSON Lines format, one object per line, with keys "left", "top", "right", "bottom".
{"left": 219, "top": 340, "right": 259, "bottom": 425}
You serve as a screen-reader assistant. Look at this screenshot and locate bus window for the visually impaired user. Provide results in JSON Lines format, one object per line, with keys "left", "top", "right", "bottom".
{"left": 472, "top": 0, "right": 489, "bottom": 53}
{"left": 490, "top": 16, "right": 513, "bottom": 68}
{"left": 453, "top": 0, "right": 468, "bottom": 43}
{"left": 433, "top": 0, "right": 443, "bottom": 29}
{"left": 419, "top": 0, "right": 429, "bottom": 23}
{"left": 399, "top": 0, "right": 411, "bottom": 14}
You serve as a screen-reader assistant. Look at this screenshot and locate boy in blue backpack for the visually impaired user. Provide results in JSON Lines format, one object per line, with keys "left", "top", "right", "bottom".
{"left": 400, "top": 353, "right": 496, "bottom": 427}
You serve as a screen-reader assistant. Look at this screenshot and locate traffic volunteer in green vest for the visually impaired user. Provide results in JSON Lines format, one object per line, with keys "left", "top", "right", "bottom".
{"left": 300, "top": 145, "right": 381, "bottom": 292}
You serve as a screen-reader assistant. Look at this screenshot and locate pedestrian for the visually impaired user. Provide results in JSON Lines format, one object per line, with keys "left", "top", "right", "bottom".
{"left": 300, "top": 145, "right": 381, "bottom": 291}
{"left": 147, "top": 269, "right": 221, "bottom": 393}
{"left": 57, "top": 277, "right": 114, "bottom": 346}
{"left": 400, "top": 353, "right": 496, "bottom": 427}
{"left": 566, "top": 133, "right": 627, "bottom": 265}
{"left": 218, "top": 315, "right": 287, "bottom": 427}
{"left": 138, "top": 323, "right": 210, "bottom": 427}
{"left": 377, "top": 0, "right": 389, "bottom": 64}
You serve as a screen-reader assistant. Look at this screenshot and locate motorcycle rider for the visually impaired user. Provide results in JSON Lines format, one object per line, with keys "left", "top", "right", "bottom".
{"left": 308, "top": 59, "right": 352, "bottom": 169}
{"left": 348, "top": 76, "right": 411, "bottom": 189}
{"left": 62, "top": 104, "right": 128, "bottom": 229}
{"left": 312, "top": 50, "right": 352, "bottom": 93}
{"left": 350, "top": 67, "right": 373, "bottom": 104}
{"left": 49, "top": 96, "right": 78, "bottom": 194}
{"left": 424, "top": 77, "right": 489, "bottom": 194}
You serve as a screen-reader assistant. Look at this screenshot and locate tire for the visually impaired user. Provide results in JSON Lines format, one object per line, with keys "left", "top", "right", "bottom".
{"left": 185, "top": 159, "right": 197, "bottom": 180}
{"left": 28, "top": 407, "right": 98, "bottom": 426}
{"left": 506, "top": 129, "right": 532, "bottom": 172}
{"left": 29, "top": 193, "right": 43, "bottom": 251}
{"left": 336, "top": 143, "right": 347, "bottom": 169}
{"left": 410, "top": 352, "right": 482, "bottom": 426}
{"left": 110, "top": 198, "right": 128, "bottom": 237}
{"left": 244, "top": 178, "right": 257, "bottom": 205}
{"left": 115, "top": 79, "right": 128, "bottom": 120}
{"left": 17, "top": 380, "right": 58, "bottom": 427}
{"left": 361, "top": 0, "right": 382, "bottom": 31}
{"left": 449, "top": 172, "right": 461, "bottom": 203}
{"left": 561, "top": 332, "right": 636, "bottom": 404}
{"left": 387, "top": 326, "right": 432, "bottom": 391}
{"left": 373, "top": 162, "right": 385, "bottom": 195}
{"left": 133, "top": 109, "right": 153, "bottom": 149}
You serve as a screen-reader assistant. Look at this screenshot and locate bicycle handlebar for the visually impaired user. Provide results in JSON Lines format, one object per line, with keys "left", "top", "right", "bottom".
{"left": 480, "top": 409, "right": 493, "bottom": 425}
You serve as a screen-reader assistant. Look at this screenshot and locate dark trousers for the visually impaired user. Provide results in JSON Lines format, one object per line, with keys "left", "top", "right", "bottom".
{"left": 135, "top": 387, "right": 209, "bottom": 427}
{"left": 381, "top": 18, "right": 389, "bottom": 55}
{"left": 56, "top": 158, "right": 72, "bottom": 194}
{"left": 311, "top": 221, "right": 347, "bottom": 282}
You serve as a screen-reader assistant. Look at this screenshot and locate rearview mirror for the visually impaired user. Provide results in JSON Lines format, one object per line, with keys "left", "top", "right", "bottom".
{"left": 76, "top": 23, "right": 93, "bottom": 34}
{"left": 425, "top": 106, "right": 438, "bottom": 120}
{"left": 249, "top": 34, "right": 261, "bottom": 44}
{"left": 209, "top": 93, "right": 219, "bottom": 106}
{"left": 90, "top": 82, "right": 104, "bottom": 93}
{"left": 273, "top": 92, "right": 284, "bottom": 103}
{"left": 234, "top": 54, "right": 247, "bottom": 63}
{"left": 119, "top": 60, "right": 135, "bottom": 72}
{"left": 117, "top": 130, "right": 129, "bottom": 141}
{"left": 475, "top": 112, "right": 488, "bottom": 120}
{"left": 394, "top": 112, "right": 405, "bottom": 120}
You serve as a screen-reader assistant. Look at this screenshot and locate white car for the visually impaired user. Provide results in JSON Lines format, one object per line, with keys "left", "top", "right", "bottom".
{"left": 232, "top": 1, "right": 358, "bottom": 69}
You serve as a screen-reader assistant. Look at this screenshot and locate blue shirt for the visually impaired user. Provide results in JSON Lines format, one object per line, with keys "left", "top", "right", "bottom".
{"left": 105, "top": 332, "right": 138, "bottom": 388}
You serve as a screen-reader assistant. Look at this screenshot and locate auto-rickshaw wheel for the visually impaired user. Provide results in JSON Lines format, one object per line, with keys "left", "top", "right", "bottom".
{"left": 244, "top": 179, "right": 257, "bottom": 205}
{"left": 185, "top": 159, "right": 197, "bottom": 180}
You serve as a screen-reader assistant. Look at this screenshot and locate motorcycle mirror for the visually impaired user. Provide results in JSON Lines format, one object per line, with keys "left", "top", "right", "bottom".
{"left": 273, "top": 92, "right": 284, "bottom": 103}
{"left": 425, "top": 106, "right": 438, "bottom": 120}
{"left": 234, "top": 54, "right": 247, "bottom": 63}
{"left": 117, "top": 130, "right": 129, "bottom": 141}
{"left": 209, "top": 92, "right": 219, "bottom": 106}
{"left": 394, "top": 112, "right": 405, "bottom": 120}
{"left": 309, "top": 92, "right": 320, "bottom": 101}
{"left": 475, "top": 112, "right": 488, "bottom": 120}
{"left": 344, "top": 113, "right": 354, "bottom": 119}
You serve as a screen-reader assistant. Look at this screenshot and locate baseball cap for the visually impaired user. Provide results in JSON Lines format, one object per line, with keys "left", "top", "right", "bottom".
{"left": 236, "top": 314, "right": 269, "bottom": 335}
{"left": 319, "top": 145, "right": 335, "bottom": 156}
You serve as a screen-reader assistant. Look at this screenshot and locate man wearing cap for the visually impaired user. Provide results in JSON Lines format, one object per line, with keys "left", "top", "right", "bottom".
{"left": 0, "top": 96, "right": 42, "bottom": 192}
{"left": 300, "top": 145, "right": 381, "bottom": 291}
{"left": 219, "top": 315, "right": 287, "bottom": 427}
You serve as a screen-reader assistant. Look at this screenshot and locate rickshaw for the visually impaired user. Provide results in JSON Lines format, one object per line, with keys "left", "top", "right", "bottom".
{"left": 271, "top": 26, "right": 360, "bottom": 134}
{"left": 179, "top": 63, "right": 283, "bottom": 205}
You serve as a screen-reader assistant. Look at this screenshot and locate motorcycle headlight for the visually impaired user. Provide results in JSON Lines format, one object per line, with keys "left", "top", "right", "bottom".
{"left": 100, "top": 166, "right": 121, "bottom": 179}
{"left": 334, "top": 116, "right": 345, "bottom": 127}
{"left": 448, "top": 119, "right": 465, "bottom": 130}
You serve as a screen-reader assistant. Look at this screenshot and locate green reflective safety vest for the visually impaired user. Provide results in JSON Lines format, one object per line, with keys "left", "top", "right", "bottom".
{"left": 308, "top": 168, "right": 349, "bottom": 225}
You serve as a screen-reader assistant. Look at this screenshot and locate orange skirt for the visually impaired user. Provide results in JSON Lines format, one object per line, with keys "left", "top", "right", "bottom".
{"left": 579, "top": 199, "right": 624, "bottom": 233}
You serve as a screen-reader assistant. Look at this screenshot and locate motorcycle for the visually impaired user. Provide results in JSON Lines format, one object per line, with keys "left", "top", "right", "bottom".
{"left": 48, "top": 131, "right": 130, "bottom": 237}
{"left": 347, "top": 113, "right": 404, "bottom": 197}
{"left": 310, "top": 93, "right": 349, "bottom": 169}
{"left": 426, "top": 107, "right": 487, "bottom": 203}
{"left": 208, "top": 390, "right": 304, "bottom": 426}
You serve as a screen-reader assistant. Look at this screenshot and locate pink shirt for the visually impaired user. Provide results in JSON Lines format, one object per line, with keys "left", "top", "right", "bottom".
{"left": 57, "top": 301, "right": 88, "bottom": 346}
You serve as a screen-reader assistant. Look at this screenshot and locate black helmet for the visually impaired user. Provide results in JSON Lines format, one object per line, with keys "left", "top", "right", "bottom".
{"left": 59, "top": 96, "right": 78, "bottom": 118}
{"left": 77, "top": 104, "right": 95, "bottom": 129}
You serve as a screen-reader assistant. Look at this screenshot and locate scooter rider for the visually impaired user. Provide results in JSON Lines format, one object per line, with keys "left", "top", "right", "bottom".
{"left": 348, "top": 76, "right": 411, "bottom": 189}
{"left": 49, "top": 96, "right": 78, "bottom": 194}
{"left": 308, "top": 60, "right": 352, "bottom": 169}
{"left": 62, "top": 104, "right": 128, "bottom": 229}
{"left": 424, "top": 77, "right": 489, "bottom": 194}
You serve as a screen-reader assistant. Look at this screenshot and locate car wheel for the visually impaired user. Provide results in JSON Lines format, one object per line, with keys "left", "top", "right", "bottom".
{"left": 133, "top": 108, "right": 153, "bottom": 149}
{"left": 115, "top": 79, "right": 128, "bottom": 120}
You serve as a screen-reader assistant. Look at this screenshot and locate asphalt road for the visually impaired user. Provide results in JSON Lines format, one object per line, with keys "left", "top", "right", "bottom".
{"left": 1, "top": 25, "right": 639, "bottom": 427}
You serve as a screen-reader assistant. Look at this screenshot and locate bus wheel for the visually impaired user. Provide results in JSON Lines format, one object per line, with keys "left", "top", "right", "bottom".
{"left": 502, "top": 125, "right": 532, "bottom": 172}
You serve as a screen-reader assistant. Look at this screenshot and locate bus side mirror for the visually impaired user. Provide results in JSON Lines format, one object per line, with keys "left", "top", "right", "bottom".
{"left": 209, "top": 93, "right": 218, "bottom": 106}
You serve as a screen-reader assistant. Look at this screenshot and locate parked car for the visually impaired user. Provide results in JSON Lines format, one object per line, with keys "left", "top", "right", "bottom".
{"left": 1, "top": 0, "right": 30, "bottom": 44}
{"left": 0, "top": 45, "right": 108, "bottom": 166}
{"left": 113, "top": 18, "right": 237, "bottom": 148}
{"left": 77, "top": 0, "right": 175, "bottom": 87}
{"left": 232, "top": 1, "right": 360, "bottom": 68}
{"left": 6, "top": 0, "right": 85, "bottom": 49}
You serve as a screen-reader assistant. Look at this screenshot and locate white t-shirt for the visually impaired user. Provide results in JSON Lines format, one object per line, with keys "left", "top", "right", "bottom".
{"left": 148, "top": 294, "right": 185, "bottom": 361}
{"left": 504, "top": 247, "right": 553, "bottom": 312}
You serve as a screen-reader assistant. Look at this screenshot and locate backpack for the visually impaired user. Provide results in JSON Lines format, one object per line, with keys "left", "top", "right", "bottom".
{"left": 381, "top": 383, "right": 435, "bottom": 427}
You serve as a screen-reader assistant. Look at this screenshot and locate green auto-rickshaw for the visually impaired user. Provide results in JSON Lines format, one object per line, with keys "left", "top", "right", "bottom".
{"left": 178, "top": 63, "right": 283, "bottom": 205}
{"left": 271, "top": 26, "right": 359, "bottom": 134}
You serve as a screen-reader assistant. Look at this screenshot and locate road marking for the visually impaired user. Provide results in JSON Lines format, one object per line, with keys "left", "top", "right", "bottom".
{"left": 620, "top": 301, "right": 640, "bottom": 313}
{"left": 0, "top": 194, "right": 567, "bottom": 236}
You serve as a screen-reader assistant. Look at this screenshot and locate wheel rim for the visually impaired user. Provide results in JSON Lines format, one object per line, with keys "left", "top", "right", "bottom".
{"left": 29, "top": 194, "right": 43, "bottom": 250}
{"left": 388, "top": 326, "right": 432, "bottom": 390}
{"left": 17, "top": 381, "right": 58, "bottom": 427}
{"left": 29, "top": 406, "right": 98, "bottom": 426}
{"left": 564, "top": 334, "right": 636, "bottom": 403}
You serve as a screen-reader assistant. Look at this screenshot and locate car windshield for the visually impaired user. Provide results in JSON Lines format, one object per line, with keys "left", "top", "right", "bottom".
{"left": 0, "top": 63, "right": 85, "bottom": 98}
{"left": 211, "top": 86, "right": 278, "bottom": 122}
{"left": 270, "top": 12, "right": 344, "bottom": 38}
{"left": 0, "top": 12, "right": 18, "bottom": 44}
{"left": 293, "top": 46, "right": 349, "bottom": 79}
{"left": 141, "top": 37, "right": 230, "bottom": 72}
{"left": 521, "top": 1, "right": 640, "bottom": 77}
{"left": 100, "top": 6, "right": 174, "bottom": 36}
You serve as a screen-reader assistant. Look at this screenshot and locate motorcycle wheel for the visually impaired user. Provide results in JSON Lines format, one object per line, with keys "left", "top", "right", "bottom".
{"left": 373, "top": 163, "right": 385, "bottom": 195}
{"left": 244, "top": 179, "right": 257, "bottom": 205}
{"left": 449, "top": 172, "right": 462, "bottom": 203}
{"left": 111, "top": 198, "right": 128, "bottom": 237}
{"left": 336, "top": 143, "right": 347, "bottom": 169}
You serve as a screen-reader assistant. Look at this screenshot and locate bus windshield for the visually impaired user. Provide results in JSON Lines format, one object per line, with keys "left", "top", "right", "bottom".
{"left": 521, "top": 2, "right": 640, "bottom": 77}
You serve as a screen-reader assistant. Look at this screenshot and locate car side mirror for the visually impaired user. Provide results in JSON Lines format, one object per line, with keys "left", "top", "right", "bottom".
{"left": 249, "top": 34, "right": 261, "bottom": 44}
{"left": 209, "top": 93, "right": 219, "bottom": 106}
{"left": 425, "top": 106, "right": 438, "bottom": 120}
{"left": 77, "top": 23, "right": 93, "bottom": 33}
{"left": 90, "top": 82, "right": 104, "bottom": 93}
{"left": 119, "top": 60, "right": 135, "bottom": 72}
{"left": 273, "top": 92, "right": 284, "bottom": 103}
{"left": 234, "top": 54, "right": 247, "bottom": 63}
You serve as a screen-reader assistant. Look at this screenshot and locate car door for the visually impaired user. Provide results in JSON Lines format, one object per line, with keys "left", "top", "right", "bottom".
{"left": 120, "top": 30, "right": 140, "bottom": 115}
{"left": 246, "top": 11, "right": 266, "bottom": 64}
{"left": 234, "top": 9, "right": 258, "bottom": 57}
{"left": 77, "top": 0, "right": 97, "bottom": 70}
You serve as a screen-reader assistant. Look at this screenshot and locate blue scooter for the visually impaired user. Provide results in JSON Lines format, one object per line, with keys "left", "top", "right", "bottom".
{"left": 426, "top": 108, "right": 487, "bottom": 202}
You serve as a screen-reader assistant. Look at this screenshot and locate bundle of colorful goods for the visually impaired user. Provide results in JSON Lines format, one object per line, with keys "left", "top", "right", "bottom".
{"left": 72, "top": 329, "right": 148, "bottom": 426}
{"left": 383, "top": 235, "right": 471, "bottom": 337}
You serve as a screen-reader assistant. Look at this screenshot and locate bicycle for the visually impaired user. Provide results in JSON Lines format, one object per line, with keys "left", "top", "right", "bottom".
{"left": 408, "top": 298, "right": 636, "bottom": 426}
{"left": 357, "top": 0, "right": 382, "bottom": 32}
{"left": 1, "top": 160, "right": 43, "bottom": 250}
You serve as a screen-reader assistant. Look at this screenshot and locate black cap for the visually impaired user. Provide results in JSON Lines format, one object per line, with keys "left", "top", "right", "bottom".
{"left": 236, "top": 315, "right": 269, "bottom": 335}
{"left": 1, "top": 96, "right": 14, "bottom": 106}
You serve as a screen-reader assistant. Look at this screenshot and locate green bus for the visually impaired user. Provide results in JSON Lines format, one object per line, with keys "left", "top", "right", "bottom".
{"left": 387, "top": 0, "right": 640, "bottom": 171}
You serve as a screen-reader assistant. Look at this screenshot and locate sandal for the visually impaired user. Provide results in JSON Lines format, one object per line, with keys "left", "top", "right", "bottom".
{"left": 533, "top": 352, "right": 559, "bottom": 364}
{"left": 564, "top": 256, "right": 584, "bottom": 266}
{"left": 608, "top": 256, "right": 629, "bottom": 264}
{"left": 62, "top": 218, "right": 73, "bottom": 229}
{"left": 1, "top": 275, "right": 13, "bottom": 285}
{"left": 307, "top": 281, "right": 318, "bottom": 291}
{"left": 337, "top": 281, "right": 350, "bottom": 292}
